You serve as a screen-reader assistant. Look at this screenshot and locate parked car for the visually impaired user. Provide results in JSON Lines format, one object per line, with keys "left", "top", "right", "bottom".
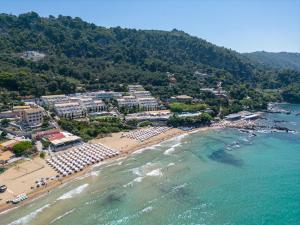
{"left": 0, "top": 185, "right": 7, "bottom": 193}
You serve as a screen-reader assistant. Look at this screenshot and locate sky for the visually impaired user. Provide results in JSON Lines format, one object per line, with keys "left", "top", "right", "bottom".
{"left": 1, "top": 0, "right": 300, "bottom": 53}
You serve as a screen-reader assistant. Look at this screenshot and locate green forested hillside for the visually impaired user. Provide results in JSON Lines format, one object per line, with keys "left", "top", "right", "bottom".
{"left": 244, "top": 51, "right": 300, "bottom": 72}
{"left": 0, "top": 12, "right": 300, "bottom": 108}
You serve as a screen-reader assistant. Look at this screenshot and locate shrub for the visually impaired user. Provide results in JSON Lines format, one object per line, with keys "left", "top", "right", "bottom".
{"left": 0, "top": 167, "right": 6, "bottom": 174}
{"left": 39, "top": 151, "right": 46, "bottom": 159}
{"left": 139, "top": 121, "right": 153, "bottom": 127}
{"left": 41, "top": 139, "right": 50, "bottom": 149}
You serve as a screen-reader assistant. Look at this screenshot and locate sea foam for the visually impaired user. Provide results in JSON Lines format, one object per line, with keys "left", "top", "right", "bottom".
{"left": 141, "top": 206, "right": 153, "bottom": 213}
{"left": 164, "top": 143, "right": 182, "bottom": 155}
{"left": 124, "top": 164, "right": 163, "bottom": 187}
{"left": 49, "top": 209, "right": 75, "bottom": 224}
{"left": 57, "top": 183, "right": 89, "bottom": 200}
{"left": 132, "top": 143, "right": 162, "bottom": 155}
{"left": 146, "top": 168, "right": 162, "bottom": 177}
{"left": 129, "top": 162, "right": 155, "bottom": 176}
{"left": 167, "top": 162, "right": 175, "bottom": 167}
{"left": 8, "top": 204, "right": 50, "bottom": 225}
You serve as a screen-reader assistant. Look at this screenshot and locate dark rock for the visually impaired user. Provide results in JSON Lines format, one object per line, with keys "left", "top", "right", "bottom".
{"left": 209, "top": 150, "right": 243, "bottom": 167}
{"left": 274, "top": 120, "right": 287, "bottom": 123}
{"left": 104, "top": 192, "right": 125, "bottom": 204}
{"left": 271, "top": 126, "right": 294, "bottom": 132}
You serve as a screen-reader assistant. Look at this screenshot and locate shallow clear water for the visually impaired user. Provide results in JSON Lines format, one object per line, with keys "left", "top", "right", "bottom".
{"left": 1, "top": 104, "right": 300, "bottom": 225}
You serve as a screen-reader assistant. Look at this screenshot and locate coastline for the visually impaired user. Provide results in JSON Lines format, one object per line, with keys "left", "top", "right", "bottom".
{"left": 0, "top": 126, "right": 212, "bottom": 214}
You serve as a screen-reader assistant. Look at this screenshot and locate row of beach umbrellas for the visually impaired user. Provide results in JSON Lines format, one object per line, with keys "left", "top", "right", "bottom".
{"left": 123, "top": 126, "right": 171, "bottom": 142}
{"left": 46, "top": 143, "right": 119, "bottom": 176}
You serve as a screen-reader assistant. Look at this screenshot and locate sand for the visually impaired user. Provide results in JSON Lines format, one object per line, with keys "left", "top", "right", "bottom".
{"left": 0, "top": 157, "right": 57, "bottom": 204}
{"left": 0, "top": 127, "right": 209, "bottom": 213}
{"left": 90, "top": 128, "right": 184, "bottom": 154}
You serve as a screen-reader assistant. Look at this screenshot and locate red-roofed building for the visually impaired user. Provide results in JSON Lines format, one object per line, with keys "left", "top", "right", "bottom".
{"left": 33, "top": 129, "right": 61, "bottom": 140}
{"left": 47, "top": 133, "right": 65, "bottom": 141}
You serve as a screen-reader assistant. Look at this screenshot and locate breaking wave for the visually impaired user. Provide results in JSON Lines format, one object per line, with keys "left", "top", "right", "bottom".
{"left": 132, "top": 143, "right": 162, "bottom": 155}
{"left": 146, "top": 168, "right": 162, "bottom": 177}
{"left": 49, "top": 209, "right": 75, "bottom": 224}
{"left": 124, "top": 164, "right": 163, "bottom": 187}
{"left": 167, "top": 133, "right": 188, "bottom": 142}
{"left": 129, "top": 162, "right": 155, "bottom": 176}
{"left": 168, "top": 162, "right": 175, "bottom": 167}
{"left": 8, "top": 204, "right": 50, "bottom": 225}
{"left": 141, "top": 206, "right": 153, "bottom": 213}
{"left": 109, "top": 206, "right": 153, "bottom": 225}
{"left": 164, "top": 143, "right": 182, "bottom": 155}
{"left": 57, "top": 183, "right": 89, "bottom": 200}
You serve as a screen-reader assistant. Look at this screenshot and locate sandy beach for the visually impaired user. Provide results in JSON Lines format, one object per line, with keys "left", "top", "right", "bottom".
{"left": 0, "top": 126, "right": 211, "bottom": 213}
{"left": 89, "top": 127, "right": 184, "bottom": 154}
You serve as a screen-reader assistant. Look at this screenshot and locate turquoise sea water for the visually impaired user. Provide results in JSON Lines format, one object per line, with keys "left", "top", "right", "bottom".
{"left": 1, "top": 104, "right": 300, "bottom": 225}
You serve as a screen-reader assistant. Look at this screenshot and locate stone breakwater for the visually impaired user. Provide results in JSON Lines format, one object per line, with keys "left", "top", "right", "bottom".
{"left": 212, "top": 119, "right": 257, "bottom": 130}
{"left": 212, "top": 117, "right": 295, "bottom": 133}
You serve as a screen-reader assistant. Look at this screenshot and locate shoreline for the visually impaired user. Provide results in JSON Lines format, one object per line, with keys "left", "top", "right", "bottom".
{"left": 0, "top": 126, "right": 212, "bottom": 214}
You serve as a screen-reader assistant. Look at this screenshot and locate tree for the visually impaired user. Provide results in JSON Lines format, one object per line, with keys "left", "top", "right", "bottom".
{"left": 12, "top": 141, "right": 33, "bottom": 157}
{"left": 42, "top": 115, "right": 50, "bottom": 128}
{"left": 281, "top": 85, "right": 300, "bottom": 103}
{"left": 125, "top": 119, "right": 138, "bottom": 128}
{"left": 48, "top": 81, "right": 59, "bottom": 92}
{"left": 0, "top": 12, "right": 298, "bottom": 111}
{"left": 169, "top": 102, "right": 207, "bottom": 112}
{"left": 0, "top": 131, "right": 7, "bottom": 139}
{"left": 1, "top": 118, "right": 10, "bottom": 127}
{"left": 58, "top": 117, "right": 132, "bottom": 141}
{"left": 167, "top": 113, "right": 212, "bottom": 127}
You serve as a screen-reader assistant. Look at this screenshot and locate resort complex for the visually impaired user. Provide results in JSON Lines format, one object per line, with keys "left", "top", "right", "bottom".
{"left": 0, "top": 84, "right": 265, "bottom": 211}
{"left": 0, "top": 84, "right": 171, "bottom": 208}
{"left": 39, "top": 85, "right": 161, "bottom": 118}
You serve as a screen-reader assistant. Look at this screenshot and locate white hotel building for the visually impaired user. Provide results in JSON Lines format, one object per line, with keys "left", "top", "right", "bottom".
{"left": 117, "top": 96, "right": 159, "bottom": 111}
{"left": 137, "top": 97, "right": 159, "bottom": 110}
{"left": 54, "top": 102, "right": 84, "bottom": 118}
{"left": 41, "top": 95, "right": 69, "bottom": 108}
{"left": 70, "top": 97, "right": 107, "bottom": 113}
{"left": 132, "top": 91, "right": 152, "bottom": 98}
{"left": 117, "top": 85, "right": 160, "bottom": 111}
{"left": 54, "top": 98, "right": 107, "bottom": 118}
{"left": 128, "top": 84, "right": 145, "bottom": 93}
{"left": 117, "top": 96, "right": 139, "bottom": 108}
